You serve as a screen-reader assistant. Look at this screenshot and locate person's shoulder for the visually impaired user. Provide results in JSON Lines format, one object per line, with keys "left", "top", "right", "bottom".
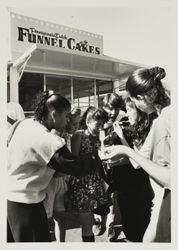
{"left": 21, "top": 119, "right": 48, "bottom": 136}
{"left": 153, "top": 106, "right": 170, "bottom": 136}
{"left": 20, "top": 119, "right": 44, "bottom": 135}
{"left": 25, "top": 118, "right": 40, "bottom": 126}
{"left": 161, "top": 106, "right": 170, "bottom": 118}
{"left": 156, "top": 106, "right": 170, "bottom": 124}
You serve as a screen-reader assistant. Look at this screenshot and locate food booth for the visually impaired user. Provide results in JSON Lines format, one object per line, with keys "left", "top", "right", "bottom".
{"left": 8, "top": 12, "right": 142, "bottom": 115}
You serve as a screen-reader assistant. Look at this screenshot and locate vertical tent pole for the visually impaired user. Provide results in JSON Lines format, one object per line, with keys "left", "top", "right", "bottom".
{"left": 43, "top": 74, "right": 46, "bottom": 91}
{"left": 43, "top": 52, "right": 46, "bottom": 91}
{"left": 94, "top": 79, "right": 97, "bottom": 107}
{"left": 88, "top": 85, "right": 90, "bottom": 106}
{"left": 97, "top": 83, "right": 100, "bottom": 107}
{"left": 113, "top": 79, "right": 120, "bottom": 94}
{"left": 10, "top": 66, "right": 19, "bottom": 102}
{"left": 78, "top": 92, "right": 80, "bottom": 107}
{"left": 71, "top": 77, "right": 73, "bottom": 106}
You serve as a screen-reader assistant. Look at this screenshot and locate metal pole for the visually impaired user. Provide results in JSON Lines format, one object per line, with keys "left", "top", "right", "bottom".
{"left": 97, "top": 83, "right": 100, "bottom": 107}
{"left": 71, "top": 78, "right": 73, "bottom": 106}
{"left": 113, "top": 79, "right": 120, "bottom": 94}
{"left": 78, "top": 92, "right": 80, "bottom": 107}
{"left": 88, "top": 86, "right": 90, "bottom": 106}
{"left": 94, "top": 79, "right": 97, "bottom": 107}
{"left": 10, "top": 67, "right": 19, "bottom": 102}
{"left": 43, "top": 74, "right": 46, "bottom": 91}
{"left": 43, "top": 51, "right": 47, "bottom": 91}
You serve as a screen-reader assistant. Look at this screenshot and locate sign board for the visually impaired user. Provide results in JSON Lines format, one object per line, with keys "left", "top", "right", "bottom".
{"left": 10, "top": 12, "right": 103, "bottom": 60}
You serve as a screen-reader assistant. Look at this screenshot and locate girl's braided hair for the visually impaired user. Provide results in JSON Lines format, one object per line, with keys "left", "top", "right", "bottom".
{"left": 33, "top": 90, "right": 71, "bottom": 122}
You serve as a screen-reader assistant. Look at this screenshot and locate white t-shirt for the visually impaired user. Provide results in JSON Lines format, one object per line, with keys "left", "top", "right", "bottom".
{"left": 139, "top": 106, "right": 171, "bottom": 241}
{"left": 7, "top": 118, "right": 65, "bottom": 204}
{"left": 132, "top": 106, "right": 170, "bottom": 171}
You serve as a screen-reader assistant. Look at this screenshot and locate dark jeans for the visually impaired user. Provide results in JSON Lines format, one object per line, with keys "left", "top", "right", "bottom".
{"left": 7, "top": 200, "right": 51, "bottom": 242}
{"left": 117, "top": 193, "right": 152, "bottom": 242}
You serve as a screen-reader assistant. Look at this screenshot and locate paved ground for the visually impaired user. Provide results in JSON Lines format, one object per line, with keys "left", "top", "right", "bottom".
{"left": 50, "top": 217, "right": 125, "bottom": 242}
{"left": 49, "top": 206, "right": 125, "bottom": 242}
{"left": 65, "top": 228, "right": 108, "bottom": 242}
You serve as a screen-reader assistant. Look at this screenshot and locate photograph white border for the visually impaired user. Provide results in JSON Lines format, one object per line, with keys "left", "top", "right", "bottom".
{"left": 1, "top": 0, "right": 178, "bottom": 249}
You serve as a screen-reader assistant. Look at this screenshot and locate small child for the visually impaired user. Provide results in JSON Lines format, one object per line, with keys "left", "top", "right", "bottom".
{"left": 66, "top": 106, "right": 109, "bottom": 242}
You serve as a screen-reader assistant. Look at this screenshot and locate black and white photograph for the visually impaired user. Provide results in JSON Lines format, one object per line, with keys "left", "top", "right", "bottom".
{"left": 0, "top": 0, "right": 177, "bottom": 249}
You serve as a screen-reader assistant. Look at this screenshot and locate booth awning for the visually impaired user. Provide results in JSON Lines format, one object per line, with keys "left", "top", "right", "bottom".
{"left": 11, "top": 44, "right": 142, "bottom": 81}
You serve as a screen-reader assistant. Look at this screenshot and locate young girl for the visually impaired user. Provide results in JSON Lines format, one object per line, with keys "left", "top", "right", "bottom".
{"left": 99, "top": 66, "right": 171, "bottom": 242}
{"left": 7, "top": 91, "right": 101, "bottom": 242}
{"left": 100, "top": 93, "right": 125, "bottom": 241}
{"left": 66, "top": 106, "right": 109, "bottom": 242}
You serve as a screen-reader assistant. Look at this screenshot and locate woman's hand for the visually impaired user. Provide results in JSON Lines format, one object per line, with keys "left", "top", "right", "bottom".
{"left": 98, "top": 146, "right": 114, "bottom": 161}
{"left": 98, "top": 145, "right": 128, "bottom": 162}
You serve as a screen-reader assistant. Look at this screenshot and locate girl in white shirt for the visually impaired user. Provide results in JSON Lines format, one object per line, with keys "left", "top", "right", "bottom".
{"left": 7, "top": 91, "right": 100, "bottom": 242}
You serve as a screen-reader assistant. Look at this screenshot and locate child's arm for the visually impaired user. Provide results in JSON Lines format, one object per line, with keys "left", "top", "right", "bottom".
{"left": 47, "top": 144, "right": 99, "bottom": 177}
{"left": 113, "top": 121, "right": 129, "bottom": 147}
{"left": 71, "top": 132, "right": 82, "bottom": 156}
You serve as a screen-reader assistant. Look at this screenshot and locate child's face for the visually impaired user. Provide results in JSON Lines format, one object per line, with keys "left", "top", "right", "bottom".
{"left": 53, "top": 109, "right": 70, "bottom": 133}
{"left": 87, "top": 119, "right": 104, "bottom": 135}
{"left": 103, "top": 105, "right": 120, "bottom": 123}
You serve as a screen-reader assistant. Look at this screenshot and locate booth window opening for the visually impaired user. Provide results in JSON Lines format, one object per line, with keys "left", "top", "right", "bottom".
{"left": 17, "top": 72, "right": 113, "bottom": 117}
